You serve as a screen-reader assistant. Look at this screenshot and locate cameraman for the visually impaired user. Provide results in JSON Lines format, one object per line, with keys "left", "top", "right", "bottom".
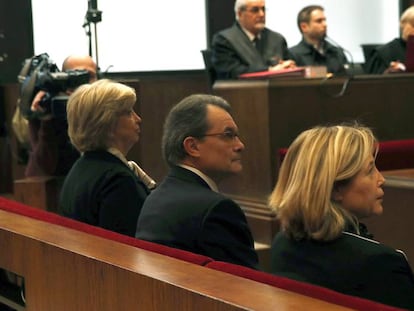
{"left": 26, "top": 54, "right": 97, "bottom": 177}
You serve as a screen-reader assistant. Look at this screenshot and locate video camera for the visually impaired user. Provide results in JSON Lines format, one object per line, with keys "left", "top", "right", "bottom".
{"left": 37, "top": 69, "right": 90, "bottom": 118}
{"left": 18, "top": 53, "right": 90, "bottom": 119}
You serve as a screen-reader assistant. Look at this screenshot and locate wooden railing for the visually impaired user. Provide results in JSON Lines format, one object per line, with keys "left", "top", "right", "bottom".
{"left": 0, "top": 196, "right": 403, "bottom": 311}
{"left": 0, "top": 207, "right": 354, "bottom": 311}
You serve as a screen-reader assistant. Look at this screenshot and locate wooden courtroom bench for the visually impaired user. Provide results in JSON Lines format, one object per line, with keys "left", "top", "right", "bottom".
{"left": 0, "top": 196, "right": 403, "bottom": 311}
{"left": 0, "top": 206, "right": 352, "bottom": 311}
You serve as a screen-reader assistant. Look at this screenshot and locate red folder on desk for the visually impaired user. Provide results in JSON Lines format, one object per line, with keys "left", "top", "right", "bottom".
{"left": 238, "top": 67, "right": 305, "bottom": 79}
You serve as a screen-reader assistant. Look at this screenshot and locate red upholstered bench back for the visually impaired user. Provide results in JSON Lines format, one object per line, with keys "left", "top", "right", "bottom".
{"left": 0, "top": 197, "right": 213, "bottom": 266}
{"left": 376, "top": 139, "right": 414, "bottom": 171}
{"left": 1, "top": 196, "right": 406, "bottom": 310}
{"left": 278, "top": 138, "right": 414, "bottom": 172}
{"left": 206, "top": 261, "right": 405, "bottom": 311}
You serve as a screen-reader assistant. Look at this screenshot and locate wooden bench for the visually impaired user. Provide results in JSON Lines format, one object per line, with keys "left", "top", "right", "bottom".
{"left": 0, "top": 196, "right": 403, "bottom": 311}
{"left": 0, "top": 207, "right": 353, "bottom": 311}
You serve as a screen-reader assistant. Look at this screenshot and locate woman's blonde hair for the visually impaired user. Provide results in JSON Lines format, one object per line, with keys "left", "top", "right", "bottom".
{"left": 66, "top": 79, "right": 136, "bottom": 152}
{"left": 268, "top": 124, "right": 378, "bottom": 241}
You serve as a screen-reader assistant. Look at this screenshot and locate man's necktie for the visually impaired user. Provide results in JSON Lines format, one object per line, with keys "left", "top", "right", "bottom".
{"left": 253, "top": 36, "right": 262, "bottom": 53}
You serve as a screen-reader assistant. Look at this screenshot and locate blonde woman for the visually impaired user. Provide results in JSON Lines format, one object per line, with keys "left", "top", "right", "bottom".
{"left": 59, "top": 79, "right": 153, "bottom": 236}
{"left": 269, "top": 124, "right": 414, "bottom": 309}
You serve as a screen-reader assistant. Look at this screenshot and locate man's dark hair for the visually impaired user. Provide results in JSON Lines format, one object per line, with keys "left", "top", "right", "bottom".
{"left": 297, "top": 5, "right": 324, "bottom": 33}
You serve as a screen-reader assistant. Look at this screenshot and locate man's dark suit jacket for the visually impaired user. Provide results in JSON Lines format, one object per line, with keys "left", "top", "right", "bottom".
{"left": 366, "top": 38, "right": 406, "bottom": 74}
{"left": 59, "top": 150, "right": 149, "bottom": 237}
{"left": 211, "top": 22, "right": 292, "bottom": 79}
{"left": 289, "top": 39, "right": 347, "bottom": 75}
{"left": 135, "top": 166, "right": 259, "bottom": 269}
{"left": 271, "top": 230, "right": 414, "bottom": 309}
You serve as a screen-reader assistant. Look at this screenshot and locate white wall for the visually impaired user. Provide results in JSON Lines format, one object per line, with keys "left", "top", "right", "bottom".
{"left": 31, "top": 0, "right": 400, "bottom": 72}
{"left": 266, "top": 0, "right": 400, "bottom": 64}
{"left": 31, "top": 0, "right": 207, "bottom": 72}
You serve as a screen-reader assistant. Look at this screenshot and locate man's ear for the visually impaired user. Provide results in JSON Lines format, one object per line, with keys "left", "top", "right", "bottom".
{"left": 183, "top": 136, "right": 200, "bottom": 157}
{"left": 237, "top": 10, "right": 243, "bottom": 20}
{"left": 300, "top": 22, "right": 309, "bottom": 34}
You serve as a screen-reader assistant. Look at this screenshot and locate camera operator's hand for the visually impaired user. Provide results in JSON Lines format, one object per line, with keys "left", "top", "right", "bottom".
{"left": 31, "top": 90, "right": 53, "bottom": 120}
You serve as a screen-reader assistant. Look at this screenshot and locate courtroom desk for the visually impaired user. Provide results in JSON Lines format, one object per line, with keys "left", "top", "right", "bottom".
{"left": 363, "top": 168, "right": 414, "bottom": 268}
{"left": 213, "top": 74, "right": 414, "bottom": 244}
{"left": 0, "top": 209, "right": 353, "bottom": 311}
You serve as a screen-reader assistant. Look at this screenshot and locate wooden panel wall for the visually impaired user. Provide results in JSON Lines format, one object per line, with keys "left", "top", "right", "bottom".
{"left": 205, "top": 0, "right": 235, "bottom": 48}
{"left": 0, "top": 0, "right": 34, "bottom": 84}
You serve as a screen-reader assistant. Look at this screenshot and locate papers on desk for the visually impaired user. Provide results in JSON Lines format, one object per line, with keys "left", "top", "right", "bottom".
{"left": 238, "top": 66, "right": 328, "bottom": 79}
{"left": 238, "top": 67, "right": 305, "bottom": 79}
{"left": 304, "top": 66, "right": 328, "bottom": 78}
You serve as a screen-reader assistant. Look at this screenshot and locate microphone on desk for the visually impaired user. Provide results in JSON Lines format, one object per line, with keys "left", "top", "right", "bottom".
{"left": 325, "top": 36, "right": 355, "bottom": 76}
{"left": 318, "top": 36, "right": 354, "bottom": 98}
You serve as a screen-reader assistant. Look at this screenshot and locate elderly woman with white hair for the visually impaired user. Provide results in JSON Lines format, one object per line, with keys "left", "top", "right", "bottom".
{"left": 59, "top": 79, "right": 155, "bottom": 237}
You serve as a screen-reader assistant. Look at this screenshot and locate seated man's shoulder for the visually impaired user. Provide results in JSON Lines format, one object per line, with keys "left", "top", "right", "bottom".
{"left": 213, "top": 24, "right": 238, "bottom": 39}
{"left": 145, "top": 177, "right": 227, "bottom": 204}
{"left": 289, "top": 42, "right": 305, "bottom": 54}
{"left": 188, "top": 187, "right": 238, "bottom": 210}
{"left": 206, "top": 197, "right": 247, "bottom": 222}
{"left": 264, "top": 28, "right": 286, "bottom": 40}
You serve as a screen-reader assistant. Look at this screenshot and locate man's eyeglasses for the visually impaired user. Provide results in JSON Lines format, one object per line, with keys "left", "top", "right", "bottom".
{"left": 242, "top": 6, "right": 266, "bottom": 14}
{"left": 198, "top": 130, "right": 241, "bottom": 142}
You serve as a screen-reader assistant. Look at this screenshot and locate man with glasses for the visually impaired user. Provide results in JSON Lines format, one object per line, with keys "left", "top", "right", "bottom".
{"left": 136, "top": 94, "right": 259, "bottom": 269}
{"left": 211, "top": 0, "right": 295, "bottom": 79}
